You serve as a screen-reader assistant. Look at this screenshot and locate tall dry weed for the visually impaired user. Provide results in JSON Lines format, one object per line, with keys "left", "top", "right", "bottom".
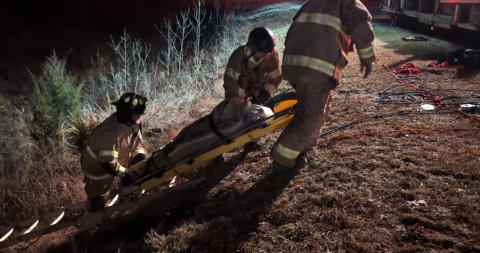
{"left": 0, "top": 96, "right": 83, "bottom": 226}
{"left": 78, "top": 0, "right": 253, "bottom": 149}
{"left": 0, "top": 0, "right": 300, "bottom": 231}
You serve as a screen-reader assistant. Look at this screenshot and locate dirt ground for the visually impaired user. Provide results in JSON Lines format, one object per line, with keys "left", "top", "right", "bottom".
{"left": 139, "top": 31, "right": 480, "bottom": 252}
{"left": 27, "top": 26, "right": 478, "bottom": 253}
{"left": 2, "top": 10, "right": 480, "bottom": 253}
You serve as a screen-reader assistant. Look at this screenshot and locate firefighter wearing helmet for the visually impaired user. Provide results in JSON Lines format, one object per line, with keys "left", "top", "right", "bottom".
{"left": 224, "top": 26, "right": 281, "bottom": 106}
{"left": 272, "top": 0, "right": 376, "bottom": 171}
{"left": 80, "top": 92, "right": 148, "bottom": 212}
{"left": 144, "top": 27, "right": 282, "bottom": 173}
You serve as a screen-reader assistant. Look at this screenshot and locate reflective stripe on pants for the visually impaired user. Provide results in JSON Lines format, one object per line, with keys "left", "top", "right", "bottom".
{"left": 81, "top": 147, "right": 115, "bottom": 198}
{"left": 83, "top": 170, "right": 113, "bottom": 181}
{"left": 273, "top": 75, "right": 333, "bottom": 167}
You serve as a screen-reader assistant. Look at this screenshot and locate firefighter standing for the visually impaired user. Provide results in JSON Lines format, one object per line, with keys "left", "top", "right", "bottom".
{"left": 81, "top": 92, "right": 148, "bottom": 212}
{"left": 272, "top": 0, "right": 376, "bottom": 170}
{"left": 146, "top": 27, "right": 282, "bottom": 172}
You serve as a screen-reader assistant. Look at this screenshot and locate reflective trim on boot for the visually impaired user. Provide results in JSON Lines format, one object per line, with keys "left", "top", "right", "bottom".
{"left": 272, "top": 151, "right": 308, "bottom": 173}
{"left": 272, "top": 148, "right": 297, "bottom": 170}
{"left": 296, "top": 155, "right": 308, "bottom": 168}
{"left": 83, "top": 171, "right": 113, "bottom": 181}
{"left": 275, "top": 143, "right": 301, "bottom": 160}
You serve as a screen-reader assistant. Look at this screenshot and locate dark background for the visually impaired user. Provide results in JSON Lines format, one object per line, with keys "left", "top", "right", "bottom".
{"left": 0, "top": 0, "right": 288, "bottom": 94}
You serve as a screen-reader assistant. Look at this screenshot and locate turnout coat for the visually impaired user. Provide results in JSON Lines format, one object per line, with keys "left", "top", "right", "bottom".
{"left": 282, "top": 0, "right": 376, "bottom": 89}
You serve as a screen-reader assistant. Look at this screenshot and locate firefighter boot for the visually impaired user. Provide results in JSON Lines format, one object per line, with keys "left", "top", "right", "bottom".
{"left": 120, "top": 172, "right": 139, "bottom": 187}
{"left": 296, "top": 154, "right": 308, "bottom": 168}
{"left": 271, "top": 149, "right": 295, "bottom": 173}
{"left": 87, "top": 196, "right": 106, "bottom": 212}
{"left": 244, "top": 142, "right": 261, "bottom": 153}
{"left": 272, "top": 151, "right": 308, "bottom": 173}
{"left": 213, "top": 154, "right": 225, "bottom": 166}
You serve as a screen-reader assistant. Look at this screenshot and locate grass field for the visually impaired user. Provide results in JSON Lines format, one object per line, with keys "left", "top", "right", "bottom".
{"left": 1, "top": 3, "right": 479, "bottom": 252}
{"left": 141, "top": 19, "right": 480, "bottom": 253}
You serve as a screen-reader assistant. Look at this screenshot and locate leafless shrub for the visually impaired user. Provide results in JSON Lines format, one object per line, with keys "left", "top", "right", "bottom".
{"left": 78, "top": 0, "right": 250, "bottom": 150}
{"left": 0, "top": 0, "right": 299, "bottom": 244}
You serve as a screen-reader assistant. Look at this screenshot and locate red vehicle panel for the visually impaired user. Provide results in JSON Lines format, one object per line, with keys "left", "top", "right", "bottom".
{"left": 440, "top": 0, "right": 480, "bottom": 4}
{"left": 361, "top": 0, "right": 385, "bottom": 9}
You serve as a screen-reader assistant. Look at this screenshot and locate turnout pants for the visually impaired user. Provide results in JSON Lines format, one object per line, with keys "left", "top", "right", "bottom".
{"left": 80, "top": 154, "right": 116, "bottom": 211}
{"left": 81, "top": 153, "right": 115, "bottom": 199}
{"left": 272, "top": 75, "right": 334, "bottom": 168}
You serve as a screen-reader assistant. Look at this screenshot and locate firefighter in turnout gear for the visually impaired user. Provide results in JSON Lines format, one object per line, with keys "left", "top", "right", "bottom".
{"left": 272, "top": 0, "right": 376, "bottom": 170}
{"left": 223, "top": 26, "right": 282, "bottom": 106}
{"left": 146, "top": 27, "right": 282, "bottom": 173}
{"left": 80, "top": 92, "right": 148, "bottom": 212}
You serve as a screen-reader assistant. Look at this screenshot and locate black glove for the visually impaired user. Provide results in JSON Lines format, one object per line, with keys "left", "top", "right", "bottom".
{"left": 143, "top": 157, "right": 167, "bottom": 178}
{"left": 145, "top": 157, "right": 158, "bottom": 173}
{"left": 129, "top": 153, "right": 147, "bottom": 166}
{"left": 120, "top": 173, "right": 136, "bottom": 186}
{"left": 252, "top": 88, "right": 271, "bottom": 105}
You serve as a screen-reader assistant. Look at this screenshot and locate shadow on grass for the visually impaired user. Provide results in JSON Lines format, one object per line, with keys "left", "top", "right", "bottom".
{"left": 45, "top": 151, "right": 250, "bottom": 253}
{"left": 181, "top": 163, "right": 303, "bottom": 252}
{"left": 54, "top": 150, "right": 303, "bottom": 252}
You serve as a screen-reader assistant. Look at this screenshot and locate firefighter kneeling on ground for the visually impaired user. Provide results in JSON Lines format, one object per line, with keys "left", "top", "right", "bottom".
{"left": 272, "top": 0, "right": 376, "bottom": 171}
{"left": 137, "top": 27, "right": 282, "bottom": 178}
{"left": 80, "top": 92, "right": 148, "bottom": 212}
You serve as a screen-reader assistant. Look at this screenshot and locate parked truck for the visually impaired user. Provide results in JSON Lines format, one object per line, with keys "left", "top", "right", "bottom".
{"left": 383, "top": 0, "right": 480, "bottom": 31}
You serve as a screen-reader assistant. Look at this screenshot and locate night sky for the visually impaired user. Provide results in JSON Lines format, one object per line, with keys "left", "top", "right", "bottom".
{"left": 1, "top": 0, "right": 477, "bottom": 94}
{"left": 0, "top": 0, "right": 213, "bottom": 94}
{"left": 0, "top": 0, "right": 288, "bottom": 94}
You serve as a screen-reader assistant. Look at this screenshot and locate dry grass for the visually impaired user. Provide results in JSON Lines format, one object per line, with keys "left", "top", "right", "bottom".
{"left": 2, "top": 2, "right": 480, "bottom": 253}
{"left": 78, "top": 1, "right": 260, "bottom": 150}
{"left": 0, "top": 95, "right": 85, "bottom": 229}
{"left": 0, "top": 2, "right": 300, "bottom": 252}
{"left": 143, "top": 19, "right": 480, "bottom": 253}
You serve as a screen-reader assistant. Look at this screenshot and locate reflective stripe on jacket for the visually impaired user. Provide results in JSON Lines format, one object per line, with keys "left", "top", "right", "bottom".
{"left": 223, "top": 45, "right": 282, "bottom": 100}
{"left": 283, "top": 0, "right": 375, "bottom": 84}
{"left": 81, "top": 113, "right": 145, "bottom": 180}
